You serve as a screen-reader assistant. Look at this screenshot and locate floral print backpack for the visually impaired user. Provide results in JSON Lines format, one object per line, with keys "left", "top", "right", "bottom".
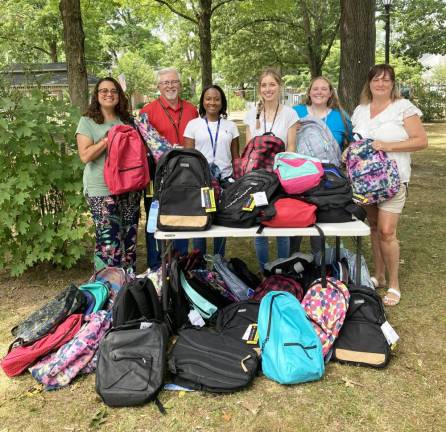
{"left": 345, "top": 138, "right": 400, "bottom": 204}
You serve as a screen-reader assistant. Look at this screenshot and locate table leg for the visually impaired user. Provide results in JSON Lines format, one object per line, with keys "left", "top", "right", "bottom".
{"left": 355, "top": 236, "right": 362, "bottom": 288}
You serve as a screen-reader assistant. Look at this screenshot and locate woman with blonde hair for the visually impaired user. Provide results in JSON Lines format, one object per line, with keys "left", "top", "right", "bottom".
{"left": 244, "top": 68, "right": 298, "bottom": 271}
{"left": 350, "top": 64, "right": 427, "bottom": 306}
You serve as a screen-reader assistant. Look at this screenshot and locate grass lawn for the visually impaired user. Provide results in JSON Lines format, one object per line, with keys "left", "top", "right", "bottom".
{"left": 0, "top": 122, "right": 445, "bottom": 432}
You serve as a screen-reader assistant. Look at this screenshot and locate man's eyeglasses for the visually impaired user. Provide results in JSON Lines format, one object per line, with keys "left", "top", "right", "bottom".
{"left": 159, "top": 80, "right": 180, "bottom": 86}
{"left": 98, "top": 88, "right": 118, "bottom": 95}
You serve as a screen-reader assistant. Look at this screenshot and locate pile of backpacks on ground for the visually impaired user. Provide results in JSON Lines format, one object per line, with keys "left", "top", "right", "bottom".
{"left": 1, "top": 248, "right": 396, "bottom": 409}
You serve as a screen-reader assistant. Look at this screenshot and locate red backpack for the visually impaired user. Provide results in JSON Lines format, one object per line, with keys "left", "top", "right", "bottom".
{"left": 259, "top": 197, "right": 317, "bottom": 229}
{"left": 104, "top": 124, "right": 150, "bottom": 195}
{"left": 1, "top": 314, "right": 83, "bottom": 377}
{"left": 233, "top": 134, "right": 285, "bottom": 179}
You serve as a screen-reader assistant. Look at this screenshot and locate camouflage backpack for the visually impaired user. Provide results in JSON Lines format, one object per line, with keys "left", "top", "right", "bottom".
{"left": 10, "top": 284, "right": 86, "bottom": 349}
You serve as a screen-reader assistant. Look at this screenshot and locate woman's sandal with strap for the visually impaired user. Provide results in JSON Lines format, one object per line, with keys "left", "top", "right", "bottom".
{"left": 383, "top": 288, "right": 401, "bottom": 307}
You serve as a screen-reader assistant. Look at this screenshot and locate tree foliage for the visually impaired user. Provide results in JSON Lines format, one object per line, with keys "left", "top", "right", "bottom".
{"left": 0, "top": 90, "right": 92, "bottom": 276}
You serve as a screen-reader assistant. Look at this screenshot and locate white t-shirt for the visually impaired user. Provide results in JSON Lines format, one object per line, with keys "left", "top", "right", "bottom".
{"left": 244, "top": 105, "right": 298, "bottom": 145}
{"left": 351, "top": 98, "right": 422, "bottom": 183}
{"left": 183, "top": 117, "right": 239, "bottom": 178}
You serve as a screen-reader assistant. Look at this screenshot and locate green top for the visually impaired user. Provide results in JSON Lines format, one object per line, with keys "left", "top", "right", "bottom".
{"left": 75, "top": 116, "right": 123, "bottom": 197}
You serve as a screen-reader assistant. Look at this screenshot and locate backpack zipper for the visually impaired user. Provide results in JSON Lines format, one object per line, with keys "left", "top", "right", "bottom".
{"left": 118, "top": 165, "right": 143, "bottom": 172}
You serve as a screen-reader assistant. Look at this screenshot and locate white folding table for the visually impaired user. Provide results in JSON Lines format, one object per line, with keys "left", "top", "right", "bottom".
{"left": 155, "top": 220, "right": 371, "bottom": 313}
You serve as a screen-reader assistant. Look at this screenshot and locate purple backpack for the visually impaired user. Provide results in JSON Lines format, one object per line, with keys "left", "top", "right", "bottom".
{"left": 301, "top": 277, "right": 350, "bottom": 359}
{"left": 345, "top": 139, "right": 400, "bottom": 204}
{"left": 252, "top": 275, "right": 304, "bottom": 302}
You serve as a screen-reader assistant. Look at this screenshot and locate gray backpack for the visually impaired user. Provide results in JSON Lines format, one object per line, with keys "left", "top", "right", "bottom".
{"left": 296, "top": 116, "right": 342, "bottom": 166}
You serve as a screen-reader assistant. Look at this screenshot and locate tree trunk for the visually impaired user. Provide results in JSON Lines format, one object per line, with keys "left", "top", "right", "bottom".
{"left": 338, "top": 0, "right": 376, "bottom": 115}
{"left": 198, "top": 0, "right": 213, "bottom": 88}
{"left": 59, "top": 0, "right": 89, "bottom": 112}
{"left": 49, "top": 40, "right": 58, "bottom": 63}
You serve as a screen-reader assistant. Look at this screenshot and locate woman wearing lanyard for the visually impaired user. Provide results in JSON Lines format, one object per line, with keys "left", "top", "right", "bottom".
{"left": 244, "top": 68, "right": 298, "bottom": 272}
{"left": 184, "top": 85, "right": 240, "bottom": 256}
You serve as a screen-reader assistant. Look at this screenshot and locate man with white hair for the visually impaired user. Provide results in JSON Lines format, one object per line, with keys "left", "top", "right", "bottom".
{"left": 140, "top": 67, "right": 198, "bottom": 145}
{"left": 139, "top": 68, "right": 197, "bottom": 272}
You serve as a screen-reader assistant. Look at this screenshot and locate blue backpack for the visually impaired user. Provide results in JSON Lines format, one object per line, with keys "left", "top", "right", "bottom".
{"left": 258, "top": 291, "right": 324, "bottom": 384}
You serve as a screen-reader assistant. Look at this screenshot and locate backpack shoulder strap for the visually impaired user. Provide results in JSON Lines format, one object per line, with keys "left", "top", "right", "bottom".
{"left": 129, "top": 279, "right": 163, "bottom": 321}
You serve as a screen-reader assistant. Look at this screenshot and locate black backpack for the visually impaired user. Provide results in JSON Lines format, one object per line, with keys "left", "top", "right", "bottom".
{"left": 112, "top": 278, "right": 163, "bottom": 327}
{"left": 332, "top": 285, "right": 391, "bottom": 368}
{"left": 216, "top": 300, "right": 260, "bottom": 346}
{"left": 227, "top": 258, "right": 261, "bottom": 290}
{"left": 168, "top": 327, "right": 259, "bottom": 393}
{"left": 10, "top": 284, "right": 86, "bottom": 349}
{"left": 96, "top": 318, "right": 169, "bottom": 408}
{"left": 154, "top": 148, "right": 212, "bottom": 231}
{"left": 301, "top": 164, "right": 366, "bottom": 223}
{"left": 214, "top": 170, "right": 280, "bottom": 228}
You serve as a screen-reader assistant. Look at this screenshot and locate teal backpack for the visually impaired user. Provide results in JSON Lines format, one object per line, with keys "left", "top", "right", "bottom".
{"left": 258, "top": 291, "right": 324, "bottom": 384}
{"left": 79, "top": 282, "right": 110, "bottom": 314}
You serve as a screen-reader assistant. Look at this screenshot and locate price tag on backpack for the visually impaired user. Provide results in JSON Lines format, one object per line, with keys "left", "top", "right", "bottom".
{"left": 381, "top": 321, "right": 399, "bottom": 346}
{"left": 146, "top": 180, "right": 154, "bottom": 197}
{"left": 200, "top": 187, "right": 216, "bottom": 212}
{"left": 242, "top": 195, "right": 256, "bottom": 212}
{"left": 252, "top": 191, "right": 268, "bottom": 207}
{"left": 242, "top": 324, "right": 259, "bottom": 345}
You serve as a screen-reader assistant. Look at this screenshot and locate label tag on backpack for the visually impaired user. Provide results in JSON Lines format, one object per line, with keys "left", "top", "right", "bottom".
{"left": 200, "top": 187, "right": 216, "bottom": 212}
{"left": 242, "top": 323, "right": 259, "bottom": 345}
{"left": 242, "top": 195, "right": 256, "bottom": 211}
{"left": 381, "top": 321, "right": 399, "bottom": 346}
{"left": 146, "top": 180, "right": 154, "bottom": 197}
{"left": 140, "top": 322, "right": 153, "bottom": 329}
{"left": 253, "top": 191, "right": 268, "bottom": 206}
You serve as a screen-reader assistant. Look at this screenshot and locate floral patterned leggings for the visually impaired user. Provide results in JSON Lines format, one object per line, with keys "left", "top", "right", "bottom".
{"left": 86, "top": 192, "right": 141, "bottom": 273}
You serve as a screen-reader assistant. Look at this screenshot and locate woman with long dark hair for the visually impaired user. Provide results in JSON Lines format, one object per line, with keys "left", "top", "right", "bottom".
{"left": 76, "top": 77, "right": 141, "bottom": 273}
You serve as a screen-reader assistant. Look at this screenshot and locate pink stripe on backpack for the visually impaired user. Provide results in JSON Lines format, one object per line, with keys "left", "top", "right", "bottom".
{"left": 274, "top": 152, "right": 324, "bottom": 194}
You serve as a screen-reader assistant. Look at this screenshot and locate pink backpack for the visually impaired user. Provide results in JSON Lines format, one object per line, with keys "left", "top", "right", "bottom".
{"left": 301, "top": 277, "right": 350, "bottom": 358}
{"left": 29, "top": 311, "right": 111, "bottom": 390}
{"left": 104, "top": 124, "right": 150, "bottom": 195}
{"left": 274, "top": 152, "right": 324, "bottom": 194}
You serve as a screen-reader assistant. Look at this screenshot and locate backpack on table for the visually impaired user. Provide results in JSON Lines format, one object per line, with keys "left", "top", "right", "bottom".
{"left": 112, "top": 278, "right": 163, "bottom": 327}
{"left": 252, "top": 275, "right": 304, "bottom": 302}
{"left": 301, "top": 276, "right": 350, "bottom": 359}
{"left": 10, "top": 284, "right": 86, "bottom": 349}
{"left": 300, "top": 163, "right": 366, "bottom": 223}
{"left": 96, "top": 318, "right": 169, "bottom": 407}
{"left": 333, "top": 285, "right": 391, "bottom": 368}
{"left": 154, "top": 148, "right": 213, "bottom": 231}
{"left": 345, "top": 138, "right": 400, "bottom": 204}
{"left": 296, "top": 116, "right": 342, "bottom": 166}
{"left": 214, "top": 169, "right": 280, "bottom": 228}
{"left": 273, "top": 152, "right": 324, "bottom": 195}
{"left": 233, "top": 134, "right": 285, "bottom": 179}
{"left": 258, "top": 291, "right": 324, "bottom": 384}
{"left": 104, "top": 124, "right": 150, "bottom": 195}
{"left": 257, "top": 196, "right": 317, "bottom": 231}
{"left": 167, "top": 327, "right": 259, "bottom": 393}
